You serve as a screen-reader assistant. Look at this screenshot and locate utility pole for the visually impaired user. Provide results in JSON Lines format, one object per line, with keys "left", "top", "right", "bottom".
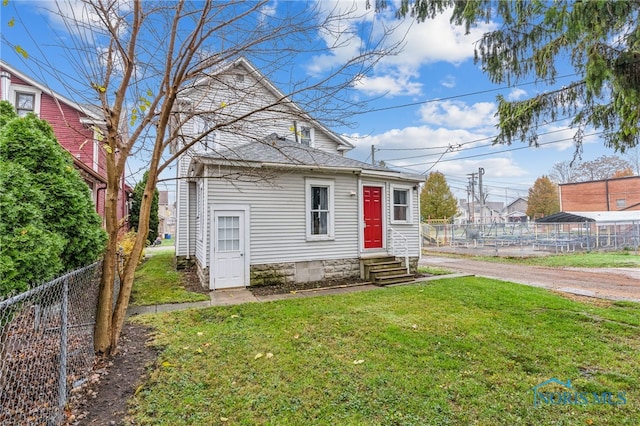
{"left": 467, "top": 172, "right": 477, "bottom": 224}
{"left": 478, "top": 167, "right": 485, "bottom": 230}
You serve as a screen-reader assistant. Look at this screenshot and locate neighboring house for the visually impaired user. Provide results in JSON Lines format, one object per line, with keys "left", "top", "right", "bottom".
{"left": 559, "top": 176, "right": 640, "bottom": 212}
{"left": 458, "top": 199, "right": 505, "bottom": 224}
{"left": 503, "top": 197, "right": 529, "bottom": 222}
{"left": 0, "top": 61, "right": 130, "bottom": 225}
{"left": 172, "top": 57, "right": 423, "bottom": 290}
{"left": 158, "top": 190, "right": 176, "bottom": 239}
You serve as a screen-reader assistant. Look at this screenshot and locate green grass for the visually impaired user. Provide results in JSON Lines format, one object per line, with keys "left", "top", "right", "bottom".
{"left": 131, "top": 251, "right": 209, "bottom": 306}
{"left": 130, "top": 278, "right": 640, "bottom": 425}
{"left": 437, "top": 250, "right": 640, "bottom": 268}
{"left": 417, "top": 265, "right": 453, "bottom": 275}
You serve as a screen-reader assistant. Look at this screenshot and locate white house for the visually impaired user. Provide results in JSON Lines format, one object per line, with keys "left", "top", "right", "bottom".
{"left": 171, "top": 58, "right": 423, "bottom": 290}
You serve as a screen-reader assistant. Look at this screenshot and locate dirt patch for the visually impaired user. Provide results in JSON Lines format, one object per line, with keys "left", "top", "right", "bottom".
{"left": 179, "top": 265, "right": 209, "bottom": 295}
{"left": 64, "top": 323, "right": 157, "bottom": 426}
{"left": 249, "top": 277, "right": 369, "bottom": 296}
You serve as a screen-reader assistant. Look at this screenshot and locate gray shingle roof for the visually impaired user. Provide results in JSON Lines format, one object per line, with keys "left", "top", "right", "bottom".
{"left": 196, "top": 136, "right": 390, "bottom": 172}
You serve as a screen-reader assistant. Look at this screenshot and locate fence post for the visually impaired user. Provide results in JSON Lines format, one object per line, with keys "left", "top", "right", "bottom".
{"left": 58, "top": 277, "right": 69, "bottom": 423}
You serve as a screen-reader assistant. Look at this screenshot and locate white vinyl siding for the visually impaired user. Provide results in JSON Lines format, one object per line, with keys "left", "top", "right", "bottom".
{"left": 174, "top": 155, "right": 193, "bottom": 257}
{"left": 384, "top": 182, "right": 420, "bottom": 256}
{"left": 181, "top": 66, "right": 344, "bottom": 155}
{"left": 206, "top": 169, "right": 359, "bottom": 264}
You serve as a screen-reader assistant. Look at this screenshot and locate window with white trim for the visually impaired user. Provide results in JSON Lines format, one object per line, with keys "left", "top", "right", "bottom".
{"left": 306, "top": 179, "right": 334, "bottom": 240}
{"left": 10, "top": 84, "right": 41, "bottom": 116}
{"left": 392, "top": 187, "right": 411, "bottom": 223}
{"left": 15, "top": 92, "right": 35, "bottom": 116}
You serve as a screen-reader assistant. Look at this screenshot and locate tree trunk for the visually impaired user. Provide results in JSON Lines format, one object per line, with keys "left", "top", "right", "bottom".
{"left": 109, "top": 167, "right": 158, "bottom": 352}
{"left": 94, "top": 167, "right": 121, "bottom": 355}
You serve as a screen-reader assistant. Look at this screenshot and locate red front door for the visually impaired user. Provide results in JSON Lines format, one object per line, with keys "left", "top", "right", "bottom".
{"left": 363, "top": 186, "right": 383, "bottom": 249}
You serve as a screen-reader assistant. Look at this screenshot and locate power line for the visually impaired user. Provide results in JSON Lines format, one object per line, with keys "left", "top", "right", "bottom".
{"left": 358, "top": 72, "right": 580, "bottom": 115}
{"left": 386, "top": 131, "right": 604, "bottom": 170}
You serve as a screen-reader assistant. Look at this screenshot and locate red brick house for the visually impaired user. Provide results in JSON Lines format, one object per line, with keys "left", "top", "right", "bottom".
{"left": 559, "top": 175, "right": 640, "bottom": 212}
{"left": 0, "top": 60, "right": 130, "bottom": 225}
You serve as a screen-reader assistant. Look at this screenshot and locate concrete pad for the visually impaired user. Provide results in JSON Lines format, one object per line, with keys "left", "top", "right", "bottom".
{"left": 210, "top": 288, "right": 259, "bottom": 305}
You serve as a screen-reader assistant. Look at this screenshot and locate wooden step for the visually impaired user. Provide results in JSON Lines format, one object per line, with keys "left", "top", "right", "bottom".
{"left": 373, "top": 273, "right": 415, "bottom": 286}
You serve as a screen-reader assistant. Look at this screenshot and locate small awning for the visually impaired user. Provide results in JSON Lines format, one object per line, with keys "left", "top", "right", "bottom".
{"left": 535, "top": 212, "right": 595, "bottom": 223}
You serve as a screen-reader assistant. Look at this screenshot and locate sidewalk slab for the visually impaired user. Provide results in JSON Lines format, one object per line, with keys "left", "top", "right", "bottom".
{"left": 210, "top": 288, "right": 259, "bottom": 305}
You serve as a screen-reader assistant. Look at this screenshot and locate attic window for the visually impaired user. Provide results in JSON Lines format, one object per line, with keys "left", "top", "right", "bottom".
{"left": 15, "top": 92, "right": 35, "bottom": 116}
{"left": 234, "top": 74, "right": 244, "bottom": 83}
{"left": 300, "top": 126, "right": 312, "bottom": 146}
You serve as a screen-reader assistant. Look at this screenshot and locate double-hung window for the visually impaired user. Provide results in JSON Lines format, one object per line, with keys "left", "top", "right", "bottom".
{"left": 392, "top": 187, "right": 411, "bottom": 223}
{"left": 306, "top": 179, "right": 334, "bottom": 240}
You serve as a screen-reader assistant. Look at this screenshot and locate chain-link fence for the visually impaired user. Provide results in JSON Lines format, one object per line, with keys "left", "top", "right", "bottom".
{"left": 0, "top": 261, "right": 118, "bottom": 425}
{"left": 423, "top": 220, "right": 640, "bottom": 255}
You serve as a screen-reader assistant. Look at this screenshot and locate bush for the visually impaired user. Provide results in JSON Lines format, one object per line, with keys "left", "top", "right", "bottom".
{"left": 0, "top": 102, "right": 106, "bottom": 297}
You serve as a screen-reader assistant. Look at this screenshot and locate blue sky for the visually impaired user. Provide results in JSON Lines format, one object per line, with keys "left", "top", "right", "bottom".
{"left": 1, "top": 0, "right": 629, "bottom": 204}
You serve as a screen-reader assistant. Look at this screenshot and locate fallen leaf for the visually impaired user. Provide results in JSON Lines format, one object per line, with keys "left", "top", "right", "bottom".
{"left": 353, "top": 359, "right": 365, "bottom": 365}
{"left": 220, "top": 417, "right": 229, "bottom": 422}
{"left": 195, "top": 348, "right": 203, "bottom": 354}
{"left": 161, "top": 361, "right": 174, "bottom": 368}
{"left": 266, "top": 352, "right": 274, "bottom": 359}
{"left": 197, "top": 332, "right": 204, "bottom": 336}
{"left": 254, "top": 353, "right": 263, "bottom": 360}
{"left": 230, "top": 314, "right": 240, "bottom": 319}
{"left": 203, "top": 343, "right": 211, "bottom": 347}
{"left": 412, "top": 324, "right": 418, "bottom": 330}
{"left": 182, "top": 346, "right": 190, "bottom": 350}
{"left": 290, "top": 290, "right": 297, "bottom": 294}
{"left": 293, "top": 334, "right": 300, "bottom": 339}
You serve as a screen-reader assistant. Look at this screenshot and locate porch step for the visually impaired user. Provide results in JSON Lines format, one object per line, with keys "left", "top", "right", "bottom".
{"left": 374, "top": 273, "right": 416, "bottom": 286}
{"left": 362, "top": 257, "right": 414, "bottom": 286}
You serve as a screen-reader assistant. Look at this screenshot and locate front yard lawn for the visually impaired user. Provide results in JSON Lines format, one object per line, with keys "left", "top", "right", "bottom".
{"left": 131, "top": 277, "right": 639, "bottom": 425}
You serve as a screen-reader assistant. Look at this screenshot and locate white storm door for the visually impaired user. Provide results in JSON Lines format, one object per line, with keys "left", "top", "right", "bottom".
{"left": 212, "top": 211, "right": 245, "bottom": 289}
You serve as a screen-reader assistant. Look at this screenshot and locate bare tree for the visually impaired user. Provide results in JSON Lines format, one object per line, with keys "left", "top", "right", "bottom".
{"left": 574, "top": 155, "right": 633, "bottom": 182}
{"left": 14, "top": 0, "right": 401, "bottom": 355}
{"left": 548, "top": 160, "right": 580, "bottom": 184}
{"left": 625, "top": 146, "right": 640, "bottom": 175}
{"left": 549, "top": 155, "right": 634, "bottom": 184}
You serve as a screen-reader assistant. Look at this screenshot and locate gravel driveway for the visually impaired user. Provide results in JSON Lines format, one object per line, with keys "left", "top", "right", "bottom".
{"left": 420, "top": 255, "right": 640, "bottom": 302}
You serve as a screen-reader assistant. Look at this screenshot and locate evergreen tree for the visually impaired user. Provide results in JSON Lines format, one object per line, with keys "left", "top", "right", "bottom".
{"left": 526, "top": 176, "right": 560, "bottom": 219}
{"left": 0, "top": 101, "right": 106, "bottom": 296}
{"left": 388, "top": 0, "right": 640, "bottom": 152}
{"left": 130, "top": 171, "right": 159, "bottom": 244}
{"left": 420, "top": 171, "right": 458, "bottom": 222}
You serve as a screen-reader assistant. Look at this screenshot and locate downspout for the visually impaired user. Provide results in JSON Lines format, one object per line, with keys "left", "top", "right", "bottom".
{"left": 605, "top": 179, "right": 610, "bottom": 211}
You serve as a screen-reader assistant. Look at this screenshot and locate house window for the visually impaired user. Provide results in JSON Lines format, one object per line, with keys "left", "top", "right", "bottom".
{"left": 193, "top": 116, "right": 216, "bottom": 151}
{"left": 15, "top": 92, "right": 35, "bottom": 116}
{"left": 392, "top": 187, "right": 410, "bottom": 223}
{"left": 300, "top": 126, "right": 312, "bottom": 146}
{"left": 306, "top": 179, "right": 334, "bottom": 240}
{"left": 616, "top": 199, "right": 626, "bottom": 208}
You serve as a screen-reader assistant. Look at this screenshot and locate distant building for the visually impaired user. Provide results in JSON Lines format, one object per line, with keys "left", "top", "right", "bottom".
{"left": 158, "top": 190, "right": 176, "bottom": 239}
{"left": 504, "top": 197, "right": 529, "bottom": 222}
{"left": 559, "top": 176, "right": 640, "bottom": 212}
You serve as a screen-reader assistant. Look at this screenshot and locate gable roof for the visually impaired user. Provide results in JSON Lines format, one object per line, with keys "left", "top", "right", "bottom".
{"left": 186, "top": 56, "right": 354, "bottom": 152}
{"left": 0, "top": 60, "right": 103, "bottom": 122}
{"left": 192, "top": 135, "right": 423, "bottom": 182}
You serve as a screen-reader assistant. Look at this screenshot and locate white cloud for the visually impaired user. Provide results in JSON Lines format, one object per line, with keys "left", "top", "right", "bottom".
{"left": 440, "top": 75, "right": 456, "bottom": 88}
{"left": 419, "top": 100, "right": 497, "bottom": 129}
{"left": 507, "top": 87, "right": 527, "bottom": 101}
{"left": 308, "top": 1, "right": 496, "bottom": 98}
{"left": 353, "top": 68, "right": 422, "bottom": 97}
